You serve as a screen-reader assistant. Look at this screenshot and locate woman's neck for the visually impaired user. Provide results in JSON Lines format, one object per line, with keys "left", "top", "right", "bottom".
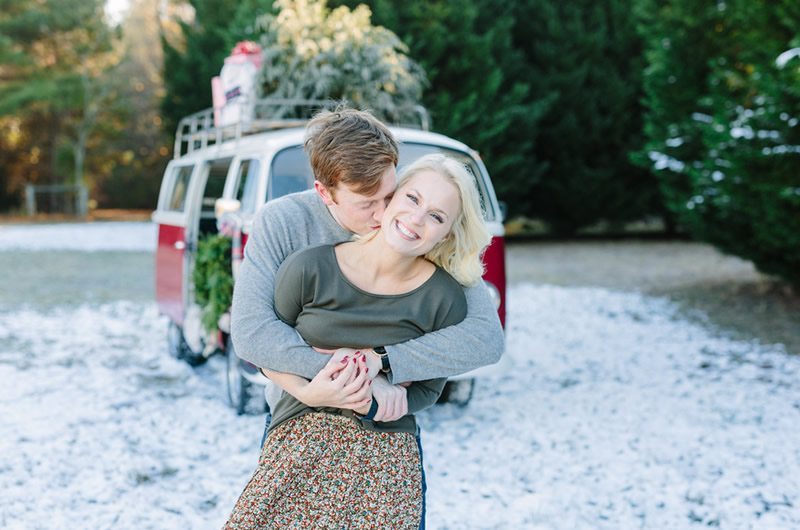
{"left": 336, "top": 233, "right": 433, "bottom": 295}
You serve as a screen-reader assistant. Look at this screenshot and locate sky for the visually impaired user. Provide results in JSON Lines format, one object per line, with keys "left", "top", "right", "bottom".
{"left": 105, "top": 0, "right": 131, "bottom": 25}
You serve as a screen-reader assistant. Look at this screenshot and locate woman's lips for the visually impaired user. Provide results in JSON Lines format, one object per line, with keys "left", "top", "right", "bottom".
{"left": 395, "top": 220, "right": 419, "bottom": 240}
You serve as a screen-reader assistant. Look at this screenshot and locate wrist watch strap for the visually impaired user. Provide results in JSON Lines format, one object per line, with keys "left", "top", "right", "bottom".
{"left": 374, "top": 346, "right": 391, "bottom": 373}
{"left": 362, "top": 399, "right": 380, "bottom": 421}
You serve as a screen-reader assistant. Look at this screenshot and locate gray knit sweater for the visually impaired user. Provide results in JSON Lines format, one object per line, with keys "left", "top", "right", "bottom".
{"left": 230, "top": 190, "right": 504, "bottom": 383}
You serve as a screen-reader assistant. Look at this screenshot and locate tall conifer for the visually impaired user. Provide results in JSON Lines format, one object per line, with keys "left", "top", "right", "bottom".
{"left": 511, "top": 0, "right": 655, "bottom": 233}
{"left": 160, "top": 0, "right": 239, "bottom": 136}
{"left": 638, "top": 0, "right": 800, "bottom": 284}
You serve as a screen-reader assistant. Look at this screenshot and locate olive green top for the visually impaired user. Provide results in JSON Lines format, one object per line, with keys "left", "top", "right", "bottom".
{"left": 268, "top": 244, "right": 468, "bottom": 434}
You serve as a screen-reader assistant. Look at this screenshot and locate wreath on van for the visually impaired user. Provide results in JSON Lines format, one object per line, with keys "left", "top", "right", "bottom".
{"left": 193, "top": 233, "right": 234, "bottom": 334}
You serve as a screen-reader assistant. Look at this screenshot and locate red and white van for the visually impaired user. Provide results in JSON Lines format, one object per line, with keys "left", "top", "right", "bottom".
{"left": 153, "top": 101, "right": 507, "bottom": 413}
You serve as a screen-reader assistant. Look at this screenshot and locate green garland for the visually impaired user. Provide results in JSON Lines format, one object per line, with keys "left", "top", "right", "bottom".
{"left": 193, "top": 233, "right": 234, "bottom": 334}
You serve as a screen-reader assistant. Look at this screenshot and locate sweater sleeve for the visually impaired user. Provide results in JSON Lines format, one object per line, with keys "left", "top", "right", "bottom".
{"left": 404, "top": 378, "right": 448, "bottom": 415}
{"left": 230, "top": 202, "right": 330, "bottom": 378}
{"left": 385, "top": 281, "right": 505, "bottom": 384}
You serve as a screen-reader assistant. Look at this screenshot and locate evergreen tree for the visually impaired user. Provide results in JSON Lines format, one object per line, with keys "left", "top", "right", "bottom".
{"left": 252, "top": 0, "right": 426, "bottom": 123}
{"left": 332, "top": 0, "right": 549, "bottom": 218}
{"left": 634, "top": 0, "right": 728, "bottom": 228}
{"left": 0, "top": 0, "right": 122, "bottom": 210}
{"left": 227, "top": 0, "right": 276, "bottom": 46}
{"left": 511, "top": 0, "right": 655, "bottom": 233}
{"left": 160, "top": 0, "right": 239, "bottom": 136}
{"left": 639, "top": 0, "right": 800, "bottom": 285}
{"left": 96, "top": 0, "right": 173, "bottom": 209}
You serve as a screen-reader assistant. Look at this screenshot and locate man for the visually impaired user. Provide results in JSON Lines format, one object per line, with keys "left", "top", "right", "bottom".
{"left": 231, "top": 107, "right": 504, "bottom": 417}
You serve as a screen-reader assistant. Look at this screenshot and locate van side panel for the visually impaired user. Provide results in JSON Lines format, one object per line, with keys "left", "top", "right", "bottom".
{"left": 156, "top": 224, "right": 185, "bottom": 324}
{"left": 482, "top": 235, "right": 507, "bottom": 328}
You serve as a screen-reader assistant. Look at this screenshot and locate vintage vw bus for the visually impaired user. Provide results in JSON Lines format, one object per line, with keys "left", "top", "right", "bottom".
{"left": 152, "top": 101, "right": 507, "bottom": 413}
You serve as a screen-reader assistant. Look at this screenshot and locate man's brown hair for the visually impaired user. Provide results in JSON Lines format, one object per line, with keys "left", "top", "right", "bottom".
{"left": 304, "top": 107, "right": 399, "bottom": 196}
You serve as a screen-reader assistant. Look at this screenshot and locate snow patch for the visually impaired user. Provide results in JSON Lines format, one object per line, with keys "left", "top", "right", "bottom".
{"left": 1, "top": 286, "right": 799, "bottom": 528}
{"left": 0, "top": 222, "right": 156, "bottom": 252}
{"left": 776, "top": 48, "right": 800, "bottom": 69}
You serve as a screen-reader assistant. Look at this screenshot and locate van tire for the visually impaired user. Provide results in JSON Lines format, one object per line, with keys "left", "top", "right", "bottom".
{"left": 437, "top": 379, "right": 475, "bottom": 407}
{"left": 225, "top": 335, "right": 264, "bottom": 415}
{"left": 167, "top": 321, "right": 207, "bottom": 367}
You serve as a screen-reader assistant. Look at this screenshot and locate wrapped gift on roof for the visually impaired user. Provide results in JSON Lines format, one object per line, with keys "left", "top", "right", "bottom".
{"left": 212, "top": 41, "right": 263, "bottom": 128}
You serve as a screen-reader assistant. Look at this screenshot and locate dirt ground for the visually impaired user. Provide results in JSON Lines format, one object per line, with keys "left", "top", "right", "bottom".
{"left": 506, "top": 239, "right": 800, "bottom": 355}
{"left": 0, "top": 209, "right": 152, "bottom": 224}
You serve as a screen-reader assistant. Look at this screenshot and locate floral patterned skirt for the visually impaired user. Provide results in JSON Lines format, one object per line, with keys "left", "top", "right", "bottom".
{"left": 223, "top": 412, "right": 422, "bottom": 529}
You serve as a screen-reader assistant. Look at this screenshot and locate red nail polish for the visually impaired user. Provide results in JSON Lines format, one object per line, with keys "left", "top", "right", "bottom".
{"left": 341, "top": 356, "right": 349, "bottom": 364}
{"left": 352, "top": 357, "right": 357, "bottom": 363}
{"left": 355, "top": 350, "right": 361, "bottom": 355}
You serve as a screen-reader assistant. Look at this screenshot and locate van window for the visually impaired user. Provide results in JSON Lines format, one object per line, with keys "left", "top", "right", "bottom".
{"left": 269, "top": 146, "right": 315, "bottom": 200}
{"left": 167, "top": 165, "right": 194, "bottom": 212}
{"left": 200, "top": 158, "right": 232, "bottom": 235}
{"left": 234, "top": 159, "right": 261, "bottom": 215}
{"left": 267, "top": 143, "right": 495, "bottom": 220}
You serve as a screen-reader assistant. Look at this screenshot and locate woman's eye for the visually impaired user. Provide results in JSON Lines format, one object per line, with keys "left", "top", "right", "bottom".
{"left": 431, "top": 213, "right": 444, "bottom": 224}
{"left": 406, "top": 193, "right": 418, "bottom": 204}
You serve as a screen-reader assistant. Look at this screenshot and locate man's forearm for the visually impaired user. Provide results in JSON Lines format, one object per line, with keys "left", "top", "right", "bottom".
{"left": 386, "top": 282, "right": 504, "bottom": 383}
{"left": 230, "top": 270, "right": 330, "bottom": 378}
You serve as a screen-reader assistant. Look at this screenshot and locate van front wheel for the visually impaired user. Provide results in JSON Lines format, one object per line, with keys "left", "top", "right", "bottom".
{"left": 167, "top": 321, "right": 206, "bottom": 367}
{"left": 437, "top": 379, "right": 475, "bottom": 407}
{"left": 225, "top": 335, "right": 253, "bottom": 415}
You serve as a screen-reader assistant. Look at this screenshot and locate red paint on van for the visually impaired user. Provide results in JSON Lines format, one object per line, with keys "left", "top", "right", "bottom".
{"left": 156, "top": 224, "right": 185, "bottom": 324}
{"left": 482, "top": 235, "right": 506, "bottom": 328}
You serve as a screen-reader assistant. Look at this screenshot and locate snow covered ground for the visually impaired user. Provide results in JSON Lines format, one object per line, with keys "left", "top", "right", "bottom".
{"left": 0, "top": 222, "right": 156, "bottom": 252}
{"left": 1, "top": 222, "right": 798, "bottom": 529}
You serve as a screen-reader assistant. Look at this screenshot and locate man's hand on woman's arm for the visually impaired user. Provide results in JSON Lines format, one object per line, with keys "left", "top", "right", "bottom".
{"left": 369, "top": 375, "right": 408, "bottom": 422}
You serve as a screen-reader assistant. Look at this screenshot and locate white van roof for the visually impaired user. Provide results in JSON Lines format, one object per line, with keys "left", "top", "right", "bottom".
{"left": 174, "top": 125, "right": 475, "bottom": 163}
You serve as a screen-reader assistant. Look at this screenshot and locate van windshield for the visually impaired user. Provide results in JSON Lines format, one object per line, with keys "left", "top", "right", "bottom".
{"left": 397, "top": 143, "right": 492, "bottom": 218}
{"left": 270, "top": 142, "right": 495, "bottom": 220}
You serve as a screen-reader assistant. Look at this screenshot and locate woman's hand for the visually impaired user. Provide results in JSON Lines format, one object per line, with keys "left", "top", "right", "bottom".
{"left": 315, "top": 346, "right": 380, "bottom": 380}
{"left": 296, "top": 350, "right": 372, "bottom": 410}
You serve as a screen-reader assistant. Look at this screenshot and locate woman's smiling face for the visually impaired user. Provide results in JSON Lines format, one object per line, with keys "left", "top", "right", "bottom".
{"left": 381, "top": 169, "right": 461, "bottom": 257}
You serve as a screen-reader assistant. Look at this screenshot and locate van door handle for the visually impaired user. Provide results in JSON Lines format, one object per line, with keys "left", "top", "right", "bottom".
{"left": 174, "top": 241, "right": 186, "bottom": 250}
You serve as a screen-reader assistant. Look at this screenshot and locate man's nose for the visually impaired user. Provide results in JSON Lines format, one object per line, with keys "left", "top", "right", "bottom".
{"left": 371, "top": 203, "right": 386, "bottom": 222}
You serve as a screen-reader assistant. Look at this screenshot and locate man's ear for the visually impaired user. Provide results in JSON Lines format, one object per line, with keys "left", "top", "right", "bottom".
{"left": 314, "top": 181, "right": 336, "bottom": 206}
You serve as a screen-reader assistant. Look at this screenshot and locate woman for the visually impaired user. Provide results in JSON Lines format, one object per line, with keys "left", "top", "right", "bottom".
{"left": 224, "top": 153, "right": 491, "bottom": 529}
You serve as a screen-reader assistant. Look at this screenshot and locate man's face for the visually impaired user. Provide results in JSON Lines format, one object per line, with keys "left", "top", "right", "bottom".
{"left": 316, "top": 165, "right": 398, "bottom": 235}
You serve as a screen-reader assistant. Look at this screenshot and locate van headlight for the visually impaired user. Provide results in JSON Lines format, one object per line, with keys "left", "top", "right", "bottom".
{"left": 483, "top": 280, "right": 501, "bottom": 310}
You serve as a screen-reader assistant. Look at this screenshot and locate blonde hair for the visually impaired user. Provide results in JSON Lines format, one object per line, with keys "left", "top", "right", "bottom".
{"left": 304, "top": 107, "right": 398, "bottom": 196}
{"left": 398, "top": 154, "right": 492, "bottom": 286}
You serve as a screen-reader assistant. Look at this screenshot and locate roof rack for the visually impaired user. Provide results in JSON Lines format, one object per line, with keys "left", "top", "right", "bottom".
{"left": 173, "top": 98, "right": 431, "bottom": 159}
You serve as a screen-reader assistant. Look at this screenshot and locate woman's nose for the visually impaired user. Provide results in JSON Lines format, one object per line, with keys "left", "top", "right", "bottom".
{"left": 410, "top": 208, "right": 426, "bottom": 225}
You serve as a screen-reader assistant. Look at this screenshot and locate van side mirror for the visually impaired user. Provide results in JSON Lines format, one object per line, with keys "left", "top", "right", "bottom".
{"left": 215, "top": 198, "right": 241, "bottom": 219}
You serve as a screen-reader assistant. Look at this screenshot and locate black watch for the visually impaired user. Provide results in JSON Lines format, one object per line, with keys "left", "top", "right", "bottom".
{"left": 373, "top": 346, "right": 391, "bottom": 373}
